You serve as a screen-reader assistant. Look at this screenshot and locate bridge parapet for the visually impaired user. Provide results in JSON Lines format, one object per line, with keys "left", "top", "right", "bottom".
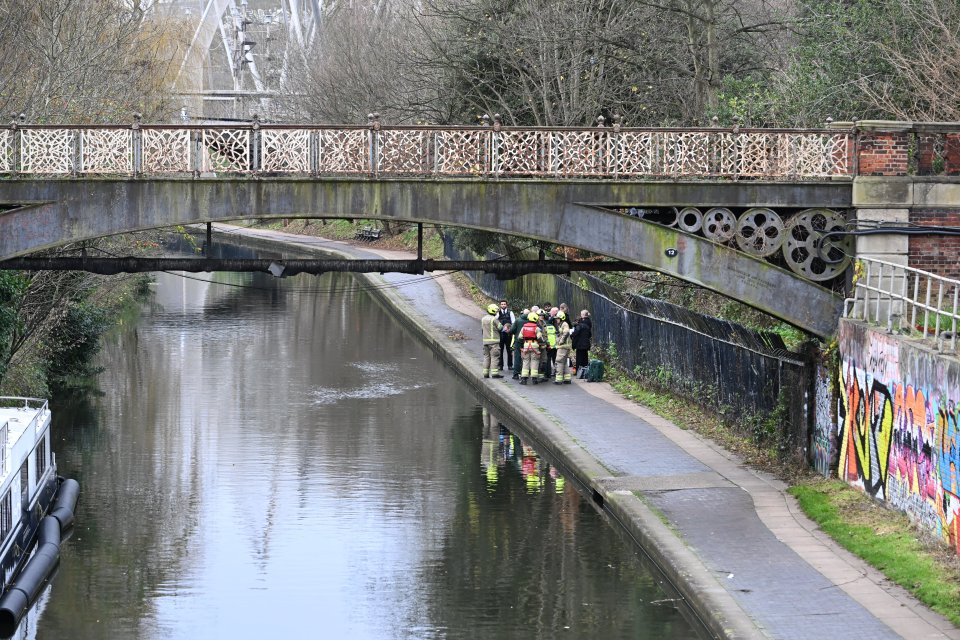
{"left": 829, "top": 120, "right": 960, "bottom": 177}
{"left": 0, "top": 122, "right": 852, "bottom": 180}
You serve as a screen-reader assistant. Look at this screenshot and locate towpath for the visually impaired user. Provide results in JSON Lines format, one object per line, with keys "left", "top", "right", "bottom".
{"left": 217, "top": 224, "right": 959, "bottom": 640}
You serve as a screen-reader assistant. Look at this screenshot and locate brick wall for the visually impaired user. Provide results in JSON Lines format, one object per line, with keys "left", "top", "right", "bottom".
{"left": 910, "top": 210, "right": 960, "bottom": 280}
{"left": 947, "top": 134, "right": 960, "bottom": 176}
{"left": 858, "top": 132, "right": 909, "bottom": 176}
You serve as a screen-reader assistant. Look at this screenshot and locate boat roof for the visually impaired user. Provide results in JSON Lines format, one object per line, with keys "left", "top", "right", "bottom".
{"left": 0, "top": 397, "right": 50, "bottom": 443}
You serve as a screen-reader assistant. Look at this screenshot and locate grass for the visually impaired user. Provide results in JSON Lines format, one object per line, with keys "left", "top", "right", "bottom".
{"left": 790, "top": 478, "right": 960, "bottom": 627}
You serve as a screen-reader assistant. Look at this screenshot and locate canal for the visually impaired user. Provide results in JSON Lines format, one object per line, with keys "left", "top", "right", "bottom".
{"left": 32, "top": 269, "right": 705, "bottom": 639}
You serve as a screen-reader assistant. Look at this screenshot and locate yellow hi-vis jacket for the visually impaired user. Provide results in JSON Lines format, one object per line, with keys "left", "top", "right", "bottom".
{"left": 481, "top": 314, "right": 502, "bottom": 344}
{"left": 556, "top": 321, "right": 571, "bottom": 349}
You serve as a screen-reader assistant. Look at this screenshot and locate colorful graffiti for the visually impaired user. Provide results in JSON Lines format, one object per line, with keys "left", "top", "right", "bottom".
{"left": 812, "top": 362, "right": 836, "bottom": 477}
{"left": 838, "top": 361, "right": 894, "bottom": 498}
{"left": 836, "top": 322, "right": 960, "bottom": 556}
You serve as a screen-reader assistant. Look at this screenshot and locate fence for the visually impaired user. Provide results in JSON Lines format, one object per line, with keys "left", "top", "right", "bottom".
{"left": 444, "top": 237, "right": 813, "bottom": 456}
{"left": 844, "top": 256, "right": 959, "bottom": 353}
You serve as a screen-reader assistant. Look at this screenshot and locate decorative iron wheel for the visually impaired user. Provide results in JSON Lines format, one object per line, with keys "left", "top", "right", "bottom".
{"left": 735, "top": 208, "right": 784, "bottom": 257}
{"left": 783, "top": 208, "right": 851, "bottom": 281}
{"left": 702, "top": 207, "right": 736, "bottom": 243}
{"left": 677, "top": 207, "right": 703, "bottom": 233}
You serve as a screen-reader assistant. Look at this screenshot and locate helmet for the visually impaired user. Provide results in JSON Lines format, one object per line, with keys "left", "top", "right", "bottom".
{"left": 487, "top": 303, "right": 498, "bottom": 315}
{"left": 556, "top": 311, "right": 566, "bottom": 321}
{"left": 527, "top": 313, "right": 539, "bottom": 322}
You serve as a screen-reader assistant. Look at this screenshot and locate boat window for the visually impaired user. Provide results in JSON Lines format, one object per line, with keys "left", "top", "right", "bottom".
{"left": 0, "top": 491, "right": 10, "bottom": 542}
{"left": 19, "top": 462, "right": 27, "bottom": 506}
{"left": 35, "top": 437, "right": 47, "bottom": 479}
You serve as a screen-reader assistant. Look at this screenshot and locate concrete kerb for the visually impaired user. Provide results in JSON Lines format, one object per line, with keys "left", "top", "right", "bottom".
{"left": 210, "top": 228, "right": 766, "bottom": 640}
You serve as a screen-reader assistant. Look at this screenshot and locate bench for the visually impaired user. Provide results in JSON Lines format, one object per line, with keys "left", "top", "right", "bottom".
{"left": 354, "top": 226, "right": 382, "bottom": 242}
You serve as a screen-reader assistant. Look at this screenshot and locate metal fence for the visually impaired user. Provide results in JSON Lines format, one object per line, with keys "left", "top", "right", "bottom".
{"left": 445, "top": 237, "right": 813, "bottom": 455}
{"left": 0, "top": 122, "right": 851, "bottom": 180}
{"left": 844, "top": 256, "right": 959, "bottom": 353}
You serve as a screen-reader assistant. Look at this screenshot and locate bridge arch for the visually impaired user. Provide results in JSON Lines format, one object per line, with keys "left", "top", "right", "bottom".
{"left": 0, "top": 177, "right": 845, "bottom": 336}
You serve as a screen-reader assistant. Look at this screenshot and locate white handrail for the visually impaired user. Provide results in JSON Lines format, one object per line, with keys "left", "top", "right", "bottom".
{"left": 845, "top": 257, "right": 959, "bottom": 352}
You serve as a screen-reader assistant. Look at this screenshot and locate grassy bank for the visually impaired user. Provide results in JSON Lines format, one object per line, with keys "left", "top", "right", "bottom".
{"left": 791, "top": 479, "right": 960, "bottom": 627}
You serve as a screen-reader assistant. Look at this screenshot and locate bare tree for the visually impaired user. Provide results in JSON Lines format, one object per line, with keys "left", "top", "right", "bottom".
{"left": 0, "top": 0, "right": 181, "bottom": 123}
{"left": 858, "top": 0, "right": 960, "bottom": 121}
{"left": 280, "top": 0, "right": 431, "bottom": 123}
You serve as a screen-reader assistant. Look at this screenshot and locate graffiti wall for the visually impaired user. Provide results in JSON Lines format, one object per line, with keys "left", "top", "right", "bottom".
{"left": 812, "top": 359, "right": 837, "bottom": 477}
{"left": 837, "top": 320, "right": 960, "bottom": 556}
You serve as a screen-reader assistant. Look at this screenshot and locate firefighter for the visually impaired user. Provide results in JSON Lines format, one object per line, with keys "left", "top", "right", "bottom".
{"left": 554, "top": 311, "right": 573, "bottom": 384}
{"left": 511, "top": 308, "right": 529, "bottom": 379}
{"left": 519, "top": 312, "right": 543, "bottom": 385}
{"left": 541, "top": 313, "right": 557, "bottom": 381}
{"left": 481, "top": 303, "right": 504, "bottom": 378}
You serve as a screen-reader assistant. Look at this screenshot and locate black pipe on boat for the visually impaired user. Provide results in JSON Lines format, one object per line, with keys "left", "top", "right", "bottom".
{"left": 49, "top": 478, "right": 80, "bottom": 530}
{"left": 0, "top": 477, "right": 80, "bottom": 638}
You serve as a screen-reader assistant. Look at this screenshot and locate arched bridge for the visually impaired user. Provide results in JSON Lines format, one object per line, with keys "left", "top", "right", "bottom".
{"left": 2, "top": 120, "right": 940, "bottom": 338}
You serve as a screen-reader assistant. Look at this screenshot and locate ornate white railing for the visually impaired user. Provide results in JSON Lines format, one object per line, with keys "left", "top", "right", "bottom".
{"left": 0, "top": 124, "right": 852, "bottom": 180}
{"left": 845, "top": 257, "right": 959, "bottom": 353}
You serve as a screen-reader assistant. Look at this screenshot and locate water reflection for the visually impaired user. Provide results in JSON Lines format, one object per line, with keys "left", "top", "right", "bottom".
{"left": 443, "top": 405, "right": 700, "bottom": 639}
{"left": 36, "top": 270, "right": 702, "bottom": 639}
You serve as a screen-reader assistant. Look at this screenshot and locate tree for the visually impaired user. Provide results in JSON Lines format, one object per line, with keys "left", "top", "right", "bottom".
{"left": 0, "top": 0, "right": 181, "bottom": 123}
{"left": 859, "top": 0, "right": 960, "bottom": 121}
{"left": 280, "top": 1, "right": 432, "bottom": 123}
{"left": 279, "top": 0, "right": 795, "bottom": 127}
{"left": 410, "top": 0, "right": 667, "bottom": 126}
{"left": 0, "top": 269, "right": 87, "bottom": 392}
{"left": 768, "top": 0, "right": 960, "bottom": 126}
{"left": 0, "top": 0, "right": 184, "bottom": 393}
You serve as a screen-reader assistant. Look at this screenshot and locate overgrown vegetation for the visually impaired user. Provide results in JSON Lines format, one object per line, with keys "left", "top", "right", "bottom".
{"left": 277, "top": 0, "right": 960, "bottom": 128}
{"left": 0, "top": 270, "right": 152, "bottom": 397}
{"left": 604, "top": 355, "right": 787, "bottom": 472}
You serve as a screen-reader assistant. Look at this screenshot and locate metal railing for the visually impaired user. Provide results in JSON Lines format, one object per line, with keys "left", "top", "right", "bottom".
{"left": 0, "top": 397, "right": 50, "bottom": 444}
{"left": 0, "top": 422, "right": 6, "bottom": 477}
{"left": 844, "top": 257, "right": 959, "bottom": 353}
{"left": 0, "top": 123, "right": 852, "bottom": 180}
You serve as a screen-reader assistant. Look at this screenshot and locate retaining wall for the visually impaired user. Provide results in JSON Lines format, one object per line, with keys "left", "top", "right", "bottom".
{"left": 829, "top": 319, "right": 960, "bottom": 556}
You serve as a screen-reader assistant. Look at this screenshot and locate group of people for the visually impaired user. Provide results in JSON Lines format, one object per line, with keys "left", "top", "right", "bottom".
{"left": 481, "top": 299, "right": 593, "bottom": 385}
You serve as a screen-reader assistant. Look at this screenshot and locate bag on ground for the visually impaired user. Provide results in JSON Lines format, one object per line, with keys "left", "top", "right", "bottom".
{"left": 587, "top": 359, "right": 605, "bottom": 382}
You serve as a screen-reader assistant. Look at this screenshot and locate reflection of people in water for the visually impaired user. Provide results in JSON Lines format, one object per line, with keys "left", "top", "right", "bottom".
{"left": 480, "top": 410, "right": 569, "bottom": 498}
{"left": 549, "top": 467, "right": 565, "bottom": 495}
{"left": 521, "top": 443, "right": 542, "bottom": 493}
{"left": 480, "top": 407, "right": 501, "bottom": 492}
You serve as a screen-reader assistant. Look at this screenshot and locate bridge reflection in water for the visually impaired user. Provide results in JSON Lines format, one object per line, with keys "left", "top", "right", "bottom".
{"left": 42, "top": 269, "right": 707, "bottom": 639}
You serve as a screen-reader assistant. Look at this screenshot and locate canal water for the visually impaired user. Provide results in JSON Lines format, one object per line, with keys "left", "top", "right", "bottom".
{"left": 32, "top": 270, "right": 704, "bottom": 639}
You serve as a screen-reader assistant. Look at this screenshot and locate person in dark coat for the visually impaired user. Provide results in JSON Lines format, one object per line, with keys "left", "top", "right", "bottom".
{"left": 571, "top": 310, "right": 592, "bottom": 371}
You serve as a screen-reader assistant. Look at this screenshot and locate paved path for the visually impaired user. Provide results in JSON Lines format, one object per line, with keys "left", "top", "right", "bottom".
{"left": 218, "top": 224, "right": 960, "bottom": 640}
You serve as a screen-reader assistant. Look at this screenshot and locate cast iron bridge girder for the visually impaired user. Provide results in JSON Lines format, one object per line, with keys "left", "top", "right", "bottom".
{"left": 0, "top": 257, "right": 646, "bottom": 278}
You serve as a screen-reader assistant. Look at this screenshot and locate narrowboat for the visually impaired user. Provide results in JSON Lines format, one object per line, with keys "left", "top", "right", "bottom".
{"left": 0, "top": 397, "right": 79, "bottom": 637}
